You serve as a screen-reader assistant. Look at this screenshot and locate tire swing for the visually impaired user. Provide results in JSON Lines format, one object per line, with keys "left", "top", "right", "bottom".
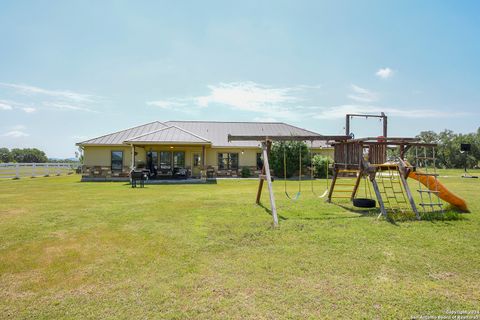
{"left": 353, "top": 175, "right": 376, "bottom": 208}
{"left": 283, "top": 144, "right": 301, "bottom": 201}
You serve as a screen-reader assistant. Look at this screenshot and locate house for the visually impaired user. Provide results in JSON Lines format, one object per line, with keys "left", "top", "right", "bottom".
{"left": 76, "top": 120, "right": 333, "bottom": 181}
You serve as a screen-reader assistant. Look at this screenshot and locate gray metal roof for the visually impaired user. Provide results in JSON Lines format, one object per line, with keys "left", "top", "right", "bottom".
{"left": 125, "top": 126, "right": 210, "bottom": 144}
{"left": 78, "top": 121, "right": 167, "bottom": 145}
{"left": 165, "top": 121, "right": 329, "bottom": 148}
{"left": 77, "top": 120, "right": 329, "bottom": 148}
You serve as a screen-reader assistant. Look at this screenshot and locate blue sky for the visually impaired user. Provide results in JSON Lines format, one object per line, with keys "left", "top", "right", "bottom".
{"left": 1, "top": 1, "right": 479, "bottom": 158}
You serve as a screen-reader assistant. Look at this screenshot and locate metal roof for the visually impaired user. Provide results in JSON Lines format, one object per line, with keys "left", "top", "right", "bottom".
{"left": 125, "top": 126, "right": 210, "bottom": 144}
{"left": 77, "top": 121, "right": 167, "bottom": 145}
{"left": 165, "top": 121, "right": 329, "bottom": 148}
{"left": 77, "top": 120, "right": 329, "bottom": 148}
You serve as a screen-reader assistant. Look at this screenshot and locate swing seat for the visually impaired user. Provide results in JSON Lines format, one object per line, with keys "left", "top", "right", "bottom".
{"left": 353, "top": 198, "right": 376, "bottom": 208}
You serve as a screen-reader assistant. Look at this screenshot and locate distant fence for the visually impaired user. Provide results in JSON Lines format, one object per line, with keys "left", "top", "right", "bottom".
{"left": 0, "top": 163, "right": 80, "bottom": 179}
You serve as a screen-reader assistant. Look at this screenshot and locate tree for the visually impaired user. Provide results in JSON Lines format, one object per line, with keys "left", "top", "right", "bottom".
{"left": 408, "top": 128, "right": 480, "bottom": 169}
{"left": 0, "top": 148, "right": 12, "bottom": 163}
{"left": 10, "top": 148, "right": 48, "bottom": 163}
{"left": 269, "top": 141, "right": 309, "bottom": 178}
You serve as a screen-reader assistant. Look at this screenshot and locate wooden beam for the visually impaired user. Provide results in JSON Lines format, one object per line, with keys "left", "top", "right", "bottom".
{"left": 327, "top": 168, "right": 339, "bottom": 202}
{"left": 397, "top": 158, "right": 420, "bottom": 220}
{"left": 228, "top": 135, "right": 351, "bottom": 142}
{"left": 351, "top": 171, "right": 363, "bottom": 201}
{"left": 256, "top": 141, "right": 278, "bottom": 226}
{"left": 371, "top": 177, "right": 387, "bottom": 218}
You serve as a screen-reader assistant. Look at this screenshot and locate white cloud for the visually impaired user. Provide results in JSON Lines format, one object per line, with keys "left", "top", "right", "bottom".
{"left": 348, "top": 85, "right": 378, "bottom": 103}
{"left": 147, "top": 81, "right": 318, "bottom": 120}
{"left": 0, "top": 83, "right": 101, "bottom": 114}
{"left": 147, "top": 100, "right": 188, "bottom": 109}
{"left": 42, "top": 102, "right": 96, "bottom": 113}
{"left": 0, "top": 82, "right": 95, "bottom": 103}
{"left": 2, "top": 130, "right": 29, "bottom": 138}
{"left": 376, "top": 67, "right": 394, "bottom": 79}
{"left": 195, "top": 82, "right": 298, "bottom": 112}
{"left": 22, "top": 107, "right": 36, "bottom": 113}
{"left": 11, "top": 125, "right": 26, "bottom": 130}
{"left": 313, "top": 105, "right": 469, "bottom": 119}
{"left": 0, "top": 101, "right": 13, "bottom": 110}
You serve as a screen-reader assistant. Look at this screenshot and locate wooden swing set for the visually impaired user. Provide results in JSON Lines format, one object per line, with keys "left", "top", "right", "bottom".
{"left": 228, "top": 133, "right": 351, "bottom": 226}
{"left": 229, "top": 113, "right": 467, "bottom": 226}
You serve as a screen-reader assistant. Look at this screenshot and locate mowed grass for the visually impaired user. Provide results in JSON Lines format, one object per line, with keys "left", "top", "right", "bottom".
{"left": 0, "top": 170, "right": 479, "bottom": 319}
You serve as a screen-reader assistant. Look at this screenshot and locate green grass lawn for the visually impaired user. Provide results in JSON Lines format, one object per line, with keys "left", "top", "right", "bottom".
{"left": 1, "top": 170, "right": 479, "bottom": 319}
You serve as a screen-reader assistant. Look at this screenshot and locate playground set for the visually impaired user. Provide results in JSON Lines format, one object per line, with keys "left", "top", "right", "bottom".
{"left": 229, "top": 113, "right": 468, "bottom": 226}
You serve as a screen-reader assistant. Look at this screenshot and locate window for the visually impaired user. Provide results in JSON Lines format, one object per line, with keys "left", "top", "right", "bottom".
{"left": 147, "top": 151, "right": 158, "bottom": 169}
{"left": 160, "top": 151, "right": 172, "bottom": 170}
{"left": 218, "top": 153, "right": 238, "bottom": 170}
{"left": 256, "top": 152, "right": 263, "bottom": 170}
{"left": 193, "top": 153, "right": 201, "bottom": 167}
{"left": 173, "top": 151, "right": 185, "bottom": 168}
{"left": 151, "top": 151, "right": 158, "bottom": 167}
{"left": 111, "top": 151, "right": 123, "bottom": 171}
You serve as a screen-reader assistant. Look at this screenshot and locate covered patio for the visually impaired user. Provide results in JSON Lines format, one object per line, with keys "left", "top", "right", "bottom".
{"left": 125, "top": 126, "right": 211, "bottom": 180}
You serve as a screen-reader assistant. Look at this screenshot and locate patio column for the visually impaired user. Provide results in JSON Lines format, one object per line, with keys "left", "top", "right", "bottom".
{"left": 131, "top": 144, "right": 135, "bottom": 170}
{"left": 202, "top": 145, "right": 206, "bottom": 169}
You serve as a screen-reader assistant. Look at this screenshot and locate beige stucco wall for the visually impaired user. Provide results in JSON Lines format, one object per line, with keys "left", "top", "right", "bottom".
{"left": 83, "top": 145, "right": 333, "bottom": 170}
{"left": 83, "top": 146, "right": 132, "bottom": 168}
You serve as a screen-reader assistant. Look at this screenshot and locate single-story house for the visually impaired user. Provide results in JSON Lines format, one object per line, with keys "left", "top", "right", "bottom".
{"left": 76, "top": 120, "right": 333, "bottom": 181}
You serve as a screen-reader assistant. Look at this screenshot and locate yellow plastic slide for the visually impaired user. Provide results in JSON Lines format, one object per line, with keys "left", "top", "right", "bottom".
{"left": 408, "top": 171, "right": 469, "bottom": 212}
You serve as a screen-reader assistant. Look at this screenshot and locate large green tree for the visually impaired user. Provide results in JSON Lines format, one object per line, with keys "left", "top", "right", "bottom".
{"left": 10, "top": 148, "right": 48, "bottom": 163}
{"left": 0, "top": 148, "right": 12, "bottom": 163}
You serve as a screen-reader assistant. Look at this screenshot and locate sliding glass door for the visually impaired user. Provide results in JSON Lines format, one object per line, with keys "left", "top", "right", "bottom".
{"left": 159, "top": 151, "right": 172, "bottom": 171}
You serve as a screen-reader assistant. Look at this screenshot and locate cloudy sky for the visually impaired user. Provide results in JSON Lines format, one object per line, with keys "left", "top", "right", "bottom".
{"left": 1, "top": 1, "right": 479, "bottom": 158}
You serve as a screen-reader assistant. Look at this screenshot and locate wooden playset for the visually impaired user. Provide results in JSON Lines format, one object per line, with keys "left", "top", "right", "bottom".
{"left": 229, "top": 113, "right": 468, "bottom": 226}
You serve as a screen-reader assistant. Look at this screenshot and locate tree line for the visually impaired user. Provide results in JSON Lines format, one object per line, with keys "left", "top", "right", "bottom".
{"left": 268, "top": 127, "right": 480, "bottom": 176}
{"left": 413, "top": 128, "right": 480, "bottom": 168}
{"left": 0, "top": 148, "right": 49, "bottom": 163}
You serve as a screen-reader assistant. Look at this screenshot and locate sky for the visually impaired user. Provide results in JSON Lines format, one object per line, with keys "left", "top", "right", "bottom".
{"left": 1, "top": 0, "right": 479, "bottom": 158}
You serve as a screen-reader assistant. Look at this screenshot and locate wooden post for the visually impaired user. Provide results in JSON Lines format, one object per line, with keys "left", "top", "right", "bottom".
{"left": 130, "top": 145, "right": 135, "bottom": 170}
{"left": 351, "top": 171, "right": 363, "bottom": 200}
{"left": 15, "top": 163, "right": 19, "bottom": 179}
{"left": 371, "top": 178, "right": 387, "bottom": 217}
{"left": 397, "top": 158, "right": 420, "bottom": 220}
{"left": 345, "top": 114, "right": 350, "bottom": 136}
{"left": 256, "top": 141, "right": 271, "bottom": 204}
{"left": 327, "top": 168, "right": 339, "bottom": 202}
{"left": 256, "top": 141, "right": 278, "bottom": 226}
{"left": 32, "top": 163, "right": 36, "bottom": 177}
{"left": 382, "top": 112, "right": 388, "bottom": 138}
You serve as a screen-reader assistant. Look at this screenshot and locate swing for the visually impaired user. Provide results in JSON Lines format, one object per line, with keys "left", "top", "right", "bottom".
{"left": 283, "top": 144, "right": 302, "bottom": 200}
{"left": 353, "top": 175, "right": 376, "bottom": 208}
{"left": 309, "top": 141, "right": 329, "bottom": 198}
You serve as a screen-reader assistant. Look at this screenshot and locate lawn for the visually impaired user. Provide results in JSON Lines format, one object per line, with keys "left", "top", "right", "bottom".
{"left": 1, "top": 170, "right": 479, "bottom": 319}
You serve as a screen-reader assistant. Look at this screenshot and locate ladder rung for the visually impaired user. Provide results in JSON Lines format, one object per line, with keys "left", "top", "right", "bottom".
{"left": 415, "top": 173, "right": 439, "bottom": 177}
{"left": 417, "top": 190, "right": 440, "bottom": 193}
{"left": 335, "top": 184, "right": 356, "bottom": 186}
{"left": 331, "top": 196, "right": 353, "bottom": 198}
{"left": 419, "top": 203, "right": 443, "bottom": 206}
{"left": 334, "top": 190, "right": 354, "bottom": 193}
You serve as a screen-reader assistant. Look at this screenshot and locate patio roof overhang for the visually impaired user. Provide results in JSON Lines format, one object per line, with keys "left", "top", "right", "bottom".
{"left": 124, "top": 141, "right": 211, "bottom": 146}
